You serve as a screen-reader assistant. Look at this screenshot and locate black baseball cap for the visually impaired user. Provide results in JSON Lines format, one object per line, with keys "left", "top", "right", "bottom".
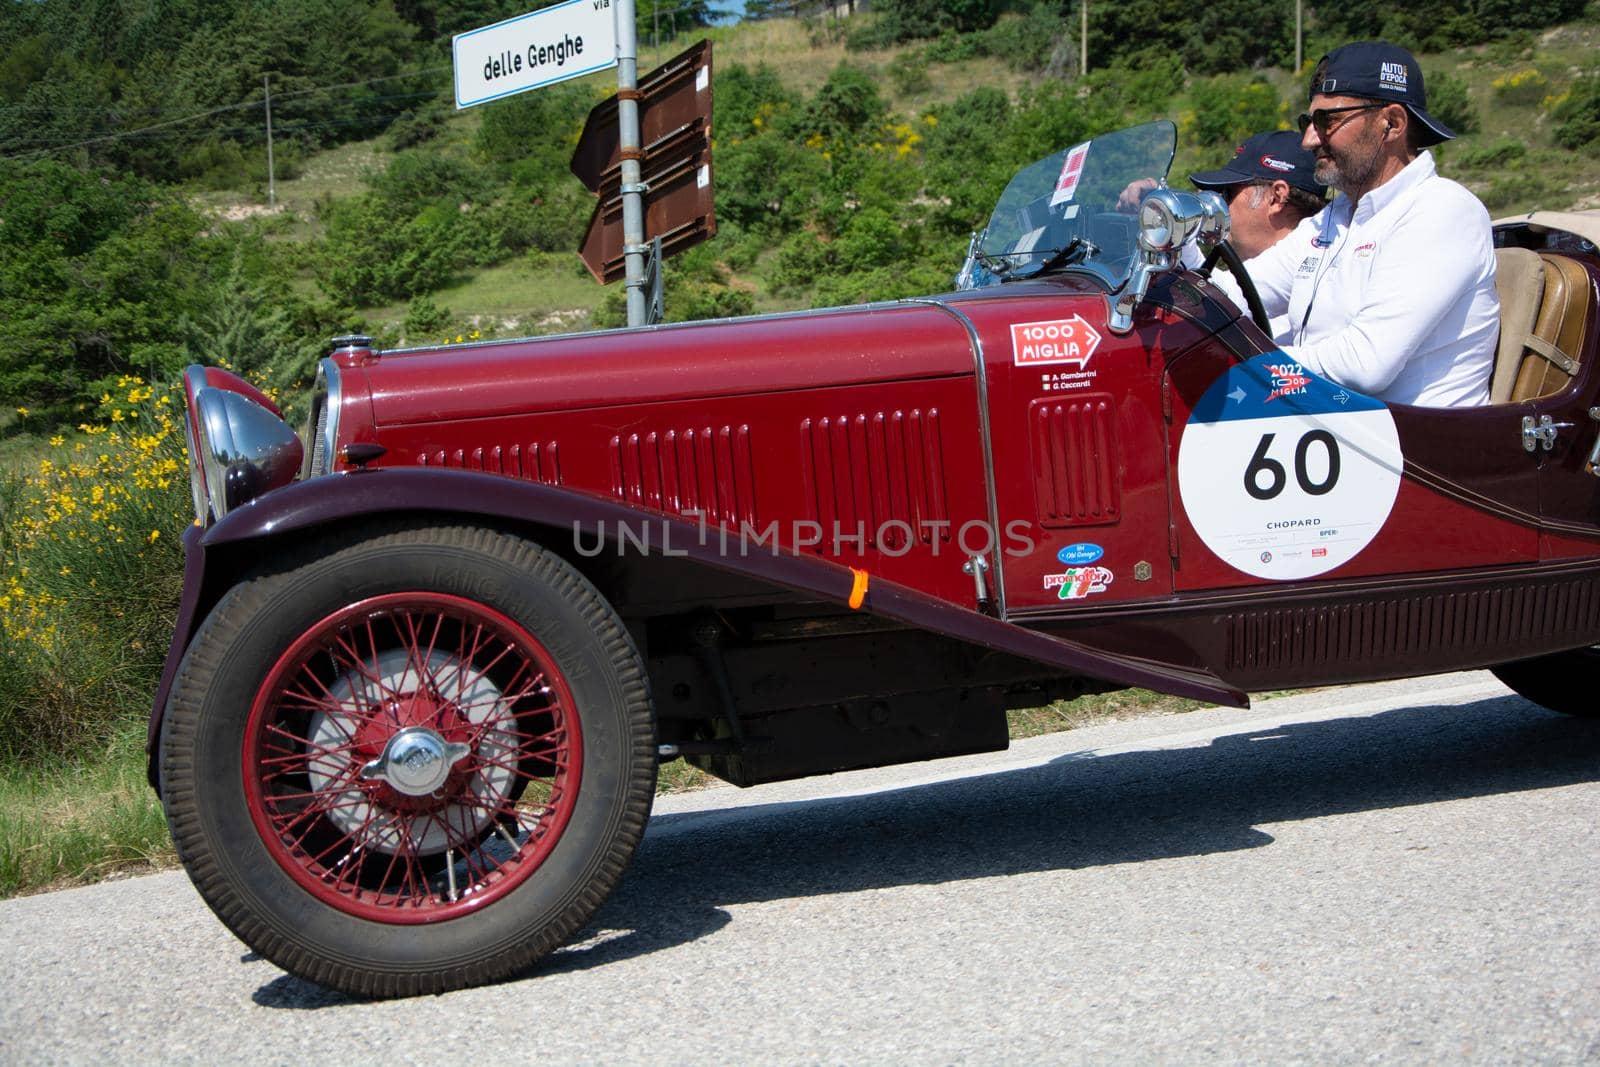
{"left": 1309, "top": 40, "right": 1453, "bottom": 146}
{"left": 1189, "top": 131, "right": 1329, "bottom": 199}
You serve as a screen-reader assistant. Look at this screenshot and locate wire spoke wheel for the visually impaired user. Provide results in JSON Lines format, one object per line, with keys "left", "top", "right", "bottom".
{"left": 246, "top": 593, "right": 582, "bottom": 922}
{"left": 160, "top": 524, "right": 655, "bottom": 997}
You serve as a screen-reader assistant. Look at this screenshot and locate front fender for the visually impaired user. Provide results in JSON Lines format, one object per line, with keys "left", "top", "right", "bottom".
{"left": 148, "top": 468, "right": 1247, "bottom": 787}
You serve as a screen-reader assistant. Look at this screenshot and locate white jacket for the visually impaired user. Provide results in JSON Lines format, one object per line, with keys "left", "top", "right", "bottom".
{"left": 1220, "top": 151, "right": 1499, "bottom": 407}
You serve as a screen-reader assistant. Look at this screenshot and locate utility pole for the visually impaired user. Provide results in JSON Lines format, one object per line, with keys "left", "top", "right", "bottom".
{"left": 615, "top": 0, "right": 647, "bottom": 327}
{"left": 1080, "top": 0, "right": 1088, "bottom": 77}
{"left": 263, "top": 75, "right": 276, "bottom": 210}
{"left": 1295, "top": 0, "right": 1303, "bottom": 74}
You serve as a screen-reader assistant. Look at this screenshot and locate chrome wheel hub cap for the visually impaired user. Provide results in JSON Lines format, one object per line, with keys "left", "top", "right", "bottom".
{"left": 361, "top": 727, "right": 470, "bottom": 796}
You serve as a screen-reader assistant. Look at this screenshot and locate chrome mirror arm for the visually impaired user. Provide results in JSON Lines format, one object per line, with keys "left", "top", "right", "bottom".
{"left": 1108, "top": 251, "right": 1173, "bottom": 334}
{"left": 954, "top": 228, "right": 987, "bottom": 291}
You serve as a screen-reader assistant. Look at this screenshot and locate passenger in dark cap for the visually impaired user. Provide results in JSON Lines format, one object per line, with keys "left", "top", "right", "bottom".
{"left": 1188, "top": 131, "right": 1328, "bottom": 261}
{"left": 1186, "top": 131, "right": 1329, "bottom": 342}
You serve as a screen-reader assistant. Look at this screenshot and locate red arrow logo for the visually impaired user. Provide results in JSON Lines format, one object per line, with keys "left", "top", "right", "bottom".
{"left": 1010, "top": 315, "right": 1104, "bottom": 369}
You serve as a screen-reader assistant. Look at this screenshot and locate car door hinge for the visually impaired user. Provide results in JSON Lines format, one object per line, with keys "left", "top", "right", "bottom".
{"left": 1523, "top": 413, "right": 1575, "bottom": 453}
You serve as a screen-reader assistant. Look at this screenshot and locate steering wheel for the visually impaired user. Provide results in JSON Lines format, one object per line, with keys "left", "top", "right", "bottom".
{"left": 1199, "top": 242, "right": 1272, "bottom": 336}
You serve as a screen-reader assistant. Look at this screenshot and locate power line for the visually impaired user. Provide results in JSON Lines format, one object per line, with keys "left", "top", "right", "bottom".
{"left": 0, "top": 68, "right": 453, "bottom": 162}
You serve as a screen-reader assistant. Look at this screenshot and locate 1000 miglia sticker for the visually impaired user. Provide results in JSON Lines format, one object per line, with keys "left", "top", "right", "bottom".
{"left": 1176, "top": 356, "right": 1402, "bottom": 580}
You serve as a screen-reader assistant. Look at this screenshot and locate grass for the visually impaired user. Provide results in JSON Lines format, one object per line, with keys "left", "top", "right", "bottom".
{"left": 363, "top": 256, "right": 609, "bottom": 343}
{"left": 0, "top": 733, "right": 170, "bottom": 899}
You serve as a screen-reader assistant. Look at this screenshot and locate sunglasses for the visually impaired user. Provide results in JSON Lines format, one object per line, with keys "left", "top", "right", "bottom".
{"left": 1221, "top": 179, "right": 1274, "bottom": 202}
{"left": 1296, "top": 102, "right": 1385, "bottom": 137}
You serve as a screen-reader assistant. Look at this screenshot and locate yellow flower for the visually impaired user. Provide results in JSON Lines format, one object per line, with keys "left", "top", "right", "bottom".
{"left": 15, "top": 407, "right": 28, "bottom": 418}
{"left": 148, "top": 529, "right": 160, "bottom": 544}
{"left": 49, "top": 435, "right": 64, "bottom": 447}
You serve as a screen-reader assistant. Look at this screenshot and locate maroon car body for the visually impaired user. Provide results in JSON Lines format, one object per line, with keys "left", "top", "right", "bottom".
{"left": 150, "top": 121, "right": 1600, "bottom": 997}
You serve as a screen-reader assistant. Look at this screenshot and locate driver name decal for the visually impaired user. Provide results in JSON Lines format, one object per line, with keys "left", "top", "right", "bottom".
{"left": 1049, "top": 141, "right": 1091, "bottom": 206}
{"left": 1176, "top": 355, "right": 1403, "bottom": 581}
{"left": 1012, "top": 315, "right": 1103, "bottom": 369}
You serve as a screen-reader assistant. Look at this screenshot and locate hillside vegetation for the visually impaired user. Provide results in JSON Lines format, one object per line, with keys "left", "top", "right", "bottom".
{"left": 4, "top": 0, "right": 1600, "bottom": 431}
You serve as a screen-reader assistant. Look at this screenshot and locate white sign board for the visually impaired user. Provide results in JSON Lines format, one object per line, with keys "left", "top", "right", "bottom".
{"left": 453, "top": 0, "right": 619, "bottom": 110}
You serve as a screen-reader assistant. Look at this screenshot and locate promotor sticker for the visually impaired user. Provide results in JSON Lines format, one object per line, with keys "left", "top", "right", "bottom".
{"left": 1176, "top": 357, "right": 1403, "bottom": 580}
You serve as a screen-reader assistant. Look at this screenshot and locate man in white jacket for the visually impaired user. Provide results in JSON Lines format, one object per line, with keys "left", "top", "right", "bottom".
{"left": 1236, "top": 41, "right": 1500, "bottom": 407}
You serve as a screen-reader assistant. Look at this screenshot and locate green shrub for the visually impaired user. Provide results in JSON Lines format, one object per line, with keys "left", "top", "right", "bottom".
{"left": 717, "top": 63, "right": 799, "bottom": 136}
{"left": 1453, "top": 136, "right": 1526, "bottom": 169}
{"left": 389, "top": 103, "right": 451, "bottom": 150}
{"left": 315, "top": 196, "right": 467, "bottom": 304}
{"left": 890, "top": 51, "right": 931, "bottom": 95}
{"left": 1189, "top": 75, "right": 1283, "bottom": 151}
{"left": 0, "top": 380, "right": 189, "bottom": 762}
{"left": 1553, "top": 70, "right": 1600, "bottom": 148}
{"left": 1478, "top": 170, "right": 1563, "bottom": 211}
{"left": 924, "top": 30, "right": 980, "bottom": 62}
{"left": 1491, "top": 67, "right": 1550, "bottom": 106}
{"left": 1426, "top": 70, "right": 1480, "bottom": 135}
{"left": 404, "top": 295, "right": 454, "bottom": 338}
{"left": 977, "top": 6, "right": 1066, "bottom": 72}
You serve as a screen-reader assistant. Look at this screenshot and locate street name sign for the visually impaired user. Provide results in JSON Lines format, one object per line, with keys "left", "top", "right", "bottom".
{"left": 453, "top": 0, "right": 619, "bottom": 109}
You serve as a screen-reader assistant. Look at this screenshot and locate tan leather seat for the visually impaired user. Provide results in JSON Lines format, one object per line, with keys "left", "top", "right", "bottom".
{"left": 1511, "top": 254, "right": 1593, "bottom": 401}
{"left": 1491, "top": 248, "right": 1594, "bottom": 403}
{"left": 1491, "top": 247, "right": 1545, "bottom": 402}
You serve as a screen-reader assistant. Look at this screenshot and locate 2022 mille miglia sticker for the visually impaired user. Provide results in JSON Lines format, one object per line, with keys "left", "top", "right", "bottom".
{"left": 1176, "top": 355, "right": 1403, "bottom": 581}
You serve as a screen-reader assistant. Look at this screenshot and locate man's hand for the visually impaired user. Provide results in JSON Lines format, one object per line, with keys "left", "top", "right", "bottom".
{"left": 1116, "top": 177, "right": 1159, "bottom": 213}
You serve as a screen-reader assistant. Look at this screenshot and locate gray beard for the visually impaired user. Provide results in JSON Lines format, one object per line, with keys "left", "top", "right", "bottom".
{"left": 1315, "top": 145, "right": 1381, "bottom": 195}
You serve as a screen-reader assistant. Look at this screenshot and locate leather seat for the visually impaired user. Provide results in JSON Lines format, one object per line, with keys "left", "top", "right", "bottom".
{"left": 1491, "top": 248, "right": 1594, "bottom": 403}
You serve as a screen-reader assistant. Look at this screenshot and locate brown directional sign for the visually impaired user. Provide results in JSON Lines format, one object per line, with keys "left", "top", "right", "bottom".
{"left": 573, "top": 40, "right": 716, "bottom": 284}
{"left": 577, "top": 133, "right": 715, "bottom": 284}
{"left": 570, "top": 40, "right": 712, "bottom": 191}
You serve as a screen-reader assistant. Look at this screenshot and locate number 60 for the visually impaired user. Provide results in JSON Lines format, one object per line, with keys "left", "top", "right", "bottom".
{"left": 1243, "top": 430, "right": 1341, "bottom": 501}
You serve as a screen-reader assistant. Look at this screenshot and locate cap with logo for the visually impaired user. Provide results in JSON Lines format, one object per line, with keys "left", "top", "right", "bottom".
{"left": 1309, "top": 40, "right": 1453, "bottom": 146}
{"left": 1189, "top": 130, "right": 1330, "bottom": 199}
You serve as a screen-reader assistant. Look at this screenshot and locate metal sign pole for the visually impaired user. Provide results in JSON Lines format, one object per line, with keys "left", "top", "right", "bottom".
{"left": 615, "top": 0, "right": 648, "bottom": 327}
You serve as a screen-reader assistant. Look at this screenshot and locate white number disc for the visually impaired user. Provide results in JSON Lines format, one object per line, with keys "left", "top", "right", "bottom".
{"left": 1177, "top": 358, "right": 1403, "bottom": 580}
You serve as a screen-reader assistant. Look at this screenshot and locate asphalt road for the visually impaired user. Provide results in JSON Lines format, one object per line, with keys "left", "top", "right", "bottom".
{"left": 4, "top": 671, "right": 1599, "bottom": 1064}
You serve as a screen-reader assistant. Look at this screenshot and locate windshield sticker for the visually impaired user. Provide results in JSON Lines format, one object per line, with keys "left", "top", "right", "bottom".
{"left": 1044, "top": 566, "right": 1113, "bottom": 600}
{"left": 1049, "top": 141, "right": 1091, "bottom": 206}
{"left": 1176, "top": 356, "right": 1402, "bottom": 581}
{"left": 1012, "top": 315, "right": 1103, "bottom": 369}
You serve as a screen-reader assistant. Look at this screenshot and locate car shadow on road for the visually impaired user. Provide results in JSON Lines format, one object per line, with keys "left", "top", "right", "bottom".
{"left": 558, "top": 694, "right": 1600, "bottom": 968}
{"left": 253, "top": 692, "right": 1600, "bottom": 1005}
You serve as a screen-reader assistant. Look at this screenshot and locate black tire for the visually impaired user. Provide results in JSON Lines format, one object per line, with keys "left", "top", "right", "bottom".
{"left": 1491, "top": 647, "right": 1600, "bottom": 719}
{"left": 159, "top": 522, "right": 656, "bottom": 997}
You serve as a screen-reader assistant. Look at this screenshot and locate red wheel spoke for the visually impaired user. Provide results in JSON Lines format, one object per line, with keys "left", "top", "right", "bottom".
{"left": 261, "top": 723, "right": 364, "bottom": 765}
{"left": 244, "top": 592, "right": 583, "bottom": 923}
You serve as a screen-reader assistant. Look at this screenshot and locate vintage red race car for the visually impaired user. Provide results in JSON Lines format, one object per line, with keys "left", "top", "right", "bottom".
{"left": 150, "top": 120, "right": 1600, "bottom": 996}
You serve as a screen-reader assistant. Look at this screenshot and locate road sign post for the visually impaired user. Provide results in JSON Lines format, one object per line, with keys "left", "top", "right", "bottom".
{"left": 614, "top": 0, "right": 647, "bottom": 327}
{"left": 455, "top": 8, "right": 713, "bottom": 330}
